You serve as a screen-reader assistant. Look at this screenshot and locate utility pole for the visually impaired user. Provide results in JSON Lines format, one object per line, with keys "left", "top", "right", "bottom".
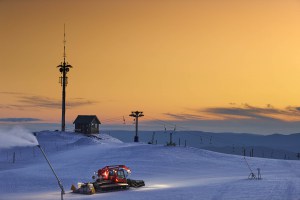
{"left": 168, "top": 132, "right": 174, "bottom": 145}
{"left": 151, "top": 132, "right": 155, "bottom": 144}
{"left": 57, "top": 25, "right": 72, "bottom": 132}
{"left": 129, "top": 111, "right": 144, "bottom": 142}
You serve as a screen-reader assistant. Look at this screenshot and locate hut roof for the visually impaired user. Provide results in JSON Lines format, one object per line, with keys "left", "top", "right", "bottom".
{"left": 73, "top": 115, "right": 101, "bottom": 124}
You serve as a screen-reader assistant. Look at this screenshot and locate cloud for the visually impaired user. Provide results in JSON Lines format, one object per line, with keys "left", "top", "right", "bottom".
{"left": 18, "top": 96, "right": 96, "bottom": 108}
{"left": 158, "top": 104, "right": 300, "bottom": 134}
{"left": 0, "top": 92, "right": 97, "bottom": 110}
{"left": 0, "top": 91, "right": 26, "bottom": 95}
{"left": 163, "top": 113, "right": 206, "bottom": 121}
{"left": 18, "top": 96, "right": 61, "bottom": 108}
{"left": 163, "top": 104, "right": 300, "bottom": 122}
{"left": 0, "top": 118, "right": 41, "bottom": 122}
{"left": 67, "top": 99, "right": 97, "bottom": 107}
{"left": 202, "top": 104, "right": 300, "bottom": 121}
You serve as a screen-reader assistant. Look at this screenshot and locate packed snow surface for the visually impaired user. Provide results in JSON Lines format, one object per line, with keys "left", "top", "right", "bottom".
{"left": 0, "top": 131, "right": 300, "bottom": 200}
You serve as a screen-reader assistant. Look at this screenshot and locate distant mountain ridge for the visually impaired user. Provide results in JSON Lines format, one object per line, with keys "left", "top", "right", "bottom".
{"left": 103, "top": 130, "right": 300, "bottom": 160}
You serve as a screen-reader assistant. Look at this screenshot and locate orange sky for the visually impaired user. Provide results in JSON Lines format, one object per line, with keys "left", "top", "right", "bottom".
{"left": 1, "top": 0, "right": 300, "bottom": 133}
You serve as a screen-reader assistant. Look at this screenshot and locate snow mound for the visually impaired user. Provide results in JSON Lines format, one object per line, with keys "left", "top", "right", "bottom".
{"left": 35, "top": 131, "right": 122, "bottom": 147}
{"left": 98, "top": 133, "right": 123, "bottom": 144}
{"left": 65, "top": 133, "right": 123, "bottom": 146}
{"left": 70, "top": 137, "right": 100, "bottom": 146}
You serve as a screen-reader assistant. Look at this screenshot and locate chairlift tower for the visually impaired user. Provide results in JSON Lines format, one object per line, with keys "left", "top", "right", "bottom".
{"left": 57, "top": 25, "right": 72, "bottom": 132}
{"left": 129, "top": 111, "right": 144, "bottom": 142}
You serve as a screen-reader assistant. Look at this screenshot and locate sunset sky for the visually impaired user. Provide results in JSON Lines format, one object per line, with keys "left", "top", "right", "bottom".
{"left": 1, "top": 0, "right": 300, "bottom": 134}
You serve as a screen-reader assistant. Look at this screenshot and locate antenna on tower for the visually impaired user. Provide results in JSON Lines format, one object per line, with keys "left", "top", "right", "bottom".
{"left": 63, "top": 24, "right": 66, "bottom": 63}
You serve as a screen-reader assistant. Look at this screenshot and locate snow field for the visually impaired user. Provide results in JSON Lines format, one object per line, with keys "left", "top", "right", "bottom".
{"left": 0, "top": 131, "right": 299, "bottom": 200}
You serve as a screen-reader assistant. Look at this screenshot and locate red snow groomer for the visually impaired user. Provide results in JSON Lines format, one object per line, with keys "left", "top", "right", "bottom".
{"left": 71, "top": 165, "right": 145, "bottom": 194}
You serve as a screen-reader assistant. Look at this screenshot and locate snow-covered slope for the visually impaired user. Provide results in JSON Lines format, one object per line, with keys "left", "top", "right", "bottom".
{"left": 0, "top": 131, "right": 299, "bottom": 200}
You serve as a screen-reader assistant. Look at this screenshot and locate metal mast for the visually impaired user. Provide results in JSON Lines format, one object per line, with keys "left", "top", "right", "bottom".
{"left": 57, "top": 24, "right": 72, "bottom": 132}
{"left": 129, "top": 111, "right": 144, "bottom": 142}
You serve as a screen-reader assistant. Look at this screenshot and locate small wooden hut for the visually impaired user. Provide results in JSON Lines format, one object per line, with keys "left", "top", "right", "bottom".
{"left": 73, "top": 115, "right": 101, "bottom": 134}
